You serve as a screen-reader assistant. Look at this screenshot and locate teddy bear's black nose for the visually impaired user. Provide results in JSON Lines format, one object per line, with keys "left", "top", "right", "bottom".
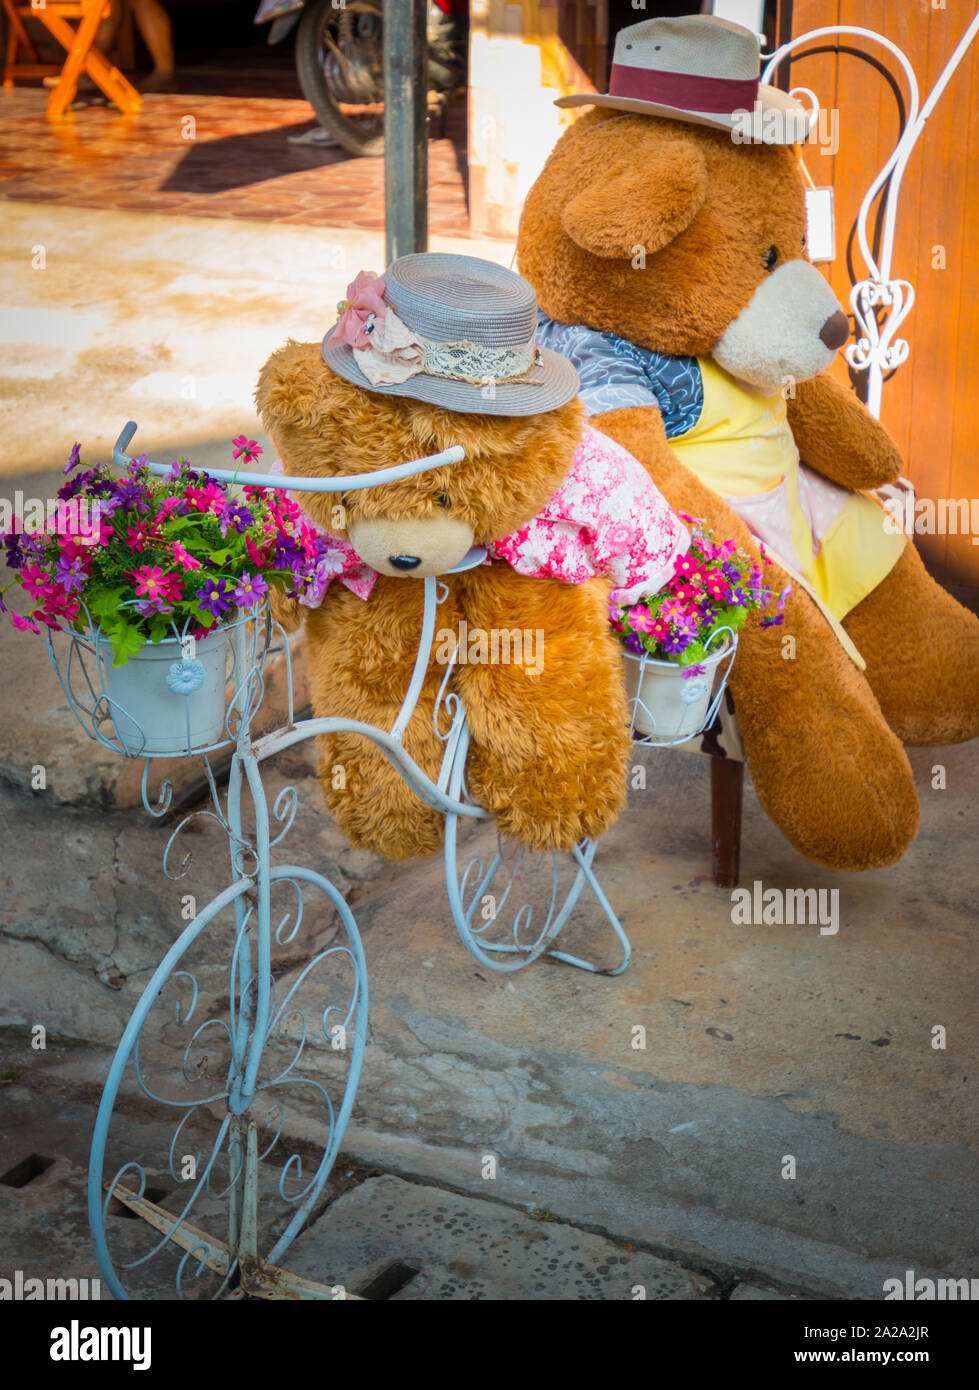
{"left": 388, "top": 554, "right": 422, "bottom": 571}
{"left": 819, "top": 310, "right": 849, "bottom": 350}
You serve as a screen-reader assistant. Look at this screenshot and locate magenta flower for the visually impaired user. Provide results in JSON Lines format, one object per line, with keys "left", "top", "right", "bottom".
{"left": 170, "top": 541, "right": 201, "bottom": 571}
{"left": 125, "top": 521, "right": 154, "bottom": 553}
{"left": 11, "top": 613, "right": 40, "bottom": 633}
{"left": 20, "top": 564, "right": 51, "bottom": 602}
{"left": 629, "top": 606, "right": 658, "bottom": 635}
{"left": 232, "top": 436, "right": 264, "bottom": 464}
{"left": 129, "top": 565, "right": 168, "bottom": 599}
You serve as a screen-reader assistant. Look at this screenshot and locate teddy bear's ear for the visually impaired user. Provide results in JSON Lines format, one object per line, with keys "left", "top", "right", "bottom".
{"left": 254, "top": 339, "right": 334, "bottom": 432}
{"left": 560, "top": 139, "right": 708, "bottom": 259}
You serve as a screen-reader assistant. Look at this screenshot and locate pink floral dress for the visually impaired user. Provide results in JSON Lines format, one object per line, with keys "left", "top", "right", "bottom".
{"left": 296, "top": 424, "right": 689, "bottom": 607}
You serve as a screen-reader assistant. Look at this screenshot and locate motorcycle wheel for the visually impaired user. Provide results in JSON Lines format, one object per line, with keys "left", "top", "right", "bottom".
{"left": 295, "top": 0, "right": 387, "bottom": 157}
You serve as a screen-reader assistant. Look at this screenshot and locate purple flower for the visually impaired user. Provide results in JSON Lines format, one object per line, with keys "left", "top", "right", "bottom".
{"left": 776, "top": 584, "right": 793, "bottom": 611}
{"left": 624, "top": 633, "right": 644, "bottom": 654}
{"left": 662, "top": 630, "right": 693, "bottom": 654}
{"left": 682, "top": 663, "right": 707, "bottom": 679}
{"left": 96, "top": 492, "right": 124, "bottom": 517}
{"left": 63, "top": 442, "right": 82, "bottom": 475}
{"left": 721, "top": 561, "right": 741, "bottom": 583}
{"left": 273, "top": 534, "right": 303, "bottom": 570}
{"left": 133, "top": 596, "right": 174, "bottom": 616}
{"left": 58, "top": 469, "right": 97, "bottom": 501}
{"left": 54, "top": 557, "right": 87, "bottom": 593}
{"left": 196, "top": 578, "right": 233, "bottom": 617}
{"left": 2, "top": 533, "right": 23, "bottom": 570}
{"left": 115, "top": 479, "right": 150, "bottom": 514}
{"left": 760, "top": 614, "right": 784, "bottom": 628}
{"left": 18, "top": 533, "right": 46, "bottom": 560}
{"left": 219, "top": 501, "right": 255, "bottom": 537}
{"left": 231, "top": 571, "right": 268, "bottom": 608}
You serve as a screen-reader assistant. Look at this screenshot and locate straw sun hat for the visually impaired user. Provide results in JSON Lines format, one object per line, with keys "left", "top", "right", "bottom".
{"left": 321, "top": 253, "right": 580, "bottom": 416}
{"left": 556, "top": 14, "right": 811, "bottom": 146}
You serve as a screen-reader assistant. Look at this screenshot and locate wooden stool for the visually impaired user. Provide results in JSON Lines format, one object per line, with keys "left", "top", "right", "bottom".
{"left": 1, "top": 0, "right": 141, "bottom": 118}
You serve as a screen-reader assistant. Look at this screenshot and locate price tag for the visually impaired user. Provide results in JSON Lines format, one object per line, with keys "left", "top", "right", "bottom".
{"left": 805, "top": 187, "right": 836, "bottom": 264}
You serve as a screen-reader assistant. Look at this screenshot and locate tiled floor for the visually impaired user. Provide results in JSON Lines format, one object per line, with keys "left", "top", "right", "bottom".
{"left": 0, "top": 78, "right": 471, "bottom": 235}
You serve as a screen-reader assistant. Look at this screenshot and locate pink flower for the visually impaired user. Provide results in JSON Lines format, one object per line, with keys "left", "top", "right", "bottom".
{"left": 40, "top": 585, "right": 79, "bottom": 620}
{"left": 704, "top": 571, "right": 730, "bottom": 601}
{"left": 245, "top": 535, "right": 269, "bottom": 568}
{"left": 659, "top": 596, "right": 688, "bottom": 623}
{"left": 324, "top": 270, "right": 387, "bottom": 349}
{"left": 170, "top": 541, "right": 201, "bottom": 571}
{"left": 159, "top": 573, "right": 183, "bottom": 604}
{"left": 125, "top": 521, "right": 153, "bottom": 553}
{"left": 629, "top": 607, "right": 658, "bottom": 635}
{"left": 673, "top": 552, "right": 704, "bottom": 580}
{"left": 11, "top": 613, "right": 39, "bottom": 634}
{"left": 232, "top": 435, "right": 263, "bottom": 463}
{"left": 20, "top": 564, "right": 51, "bottom": 602}
{"left": 129, "top": 565, "right": 168, "bottom": 599}
{"left": 185, "top": 483, "right": 225, "bottom": 515}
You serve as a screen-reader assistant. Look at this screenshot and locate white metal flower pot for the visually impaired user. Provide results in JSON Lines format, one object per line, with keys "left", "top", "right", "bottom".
{"left": 623, "top": 636, "right": 734, "bottom": 741}
{"left": 97, "top": 624, "right": 232, "bottom": 755}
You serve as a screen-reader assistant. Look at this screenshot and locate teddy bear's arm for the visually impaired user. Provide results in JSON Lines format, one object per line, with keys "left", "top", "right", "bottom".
{"left": 268, "top": 587, "right": 305, "bottom": 634}
{"left": 786, "top": 372, "right": 904, "bottom": 490}
{"left": 453, "top": 565, "right": 630, "bottom": 852}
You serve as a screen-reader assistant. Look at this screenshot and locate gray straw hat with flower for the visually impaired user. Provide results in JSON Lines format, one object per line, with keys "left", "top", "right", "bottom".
{"left": 321, "top": 253, "right": 580, "bottom": 416}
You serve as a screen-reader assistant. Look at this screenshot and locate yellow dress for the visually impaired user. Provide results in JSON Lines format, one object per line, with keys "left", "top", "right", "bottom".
{"left": 669, "top": 358, "right": 905, "bottom": 624}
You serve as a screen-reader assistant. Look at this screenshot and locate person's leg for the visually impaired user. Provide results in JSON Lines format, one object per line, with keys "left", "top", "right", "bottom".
{"left": 129, "top": 0, "right": 175, "bottom": 89}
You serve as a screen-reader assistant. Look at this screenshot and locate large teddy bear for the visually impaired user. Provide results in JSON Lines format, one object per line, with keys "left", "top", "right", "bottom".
{"left": 256, "top": 253, "right": 689, "bottom": 861}
{"left": 517, "top": 13, "right": 979, "bottom": 871}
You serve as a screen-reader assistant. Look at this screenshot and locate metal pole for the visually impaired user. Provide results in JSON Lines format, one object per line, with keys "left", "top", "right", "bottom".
{"left": 384, "top": 0, "right": 428, "bottom": 263}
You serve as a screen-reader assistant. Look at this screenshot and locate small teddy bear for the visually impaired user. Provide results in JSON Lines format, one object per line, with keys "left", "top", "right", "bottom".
{"left": 257, "top": 253, "right": 689, "bottom": 861}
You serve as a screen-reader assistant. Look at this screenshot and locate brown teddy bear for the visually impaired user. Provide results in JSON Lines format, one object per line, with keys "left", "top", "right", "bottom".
{"left": 517, "top": 13, "right": 979, "bottom": 871}
{"left": 255, "top": 254, "right": 690, "bottom": 861}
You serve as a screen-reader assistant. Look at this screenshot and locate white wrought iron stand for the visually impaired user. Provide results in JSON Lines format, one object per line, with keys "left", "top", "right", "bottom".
{"left": 49, "top": 422, "right": 735, "bottom": 1300}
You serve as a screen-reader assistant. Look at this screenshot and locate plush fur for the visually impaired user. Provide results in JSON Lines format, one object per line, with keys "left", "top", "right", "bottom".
{"left": 256, "top": 345, "right": 631, "bottom": 861}
{"left": 517, "top": 109, "right": 979, "bottom": 870}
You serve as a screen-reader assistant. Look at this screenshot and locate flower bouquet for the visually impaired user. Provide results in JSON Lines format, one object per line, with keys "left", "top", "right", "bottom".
{"left": 609, "top": 515, "right": 789, "bottom": 740}
{"left": 1, "top": 439, "right": 325, "bottom": 755}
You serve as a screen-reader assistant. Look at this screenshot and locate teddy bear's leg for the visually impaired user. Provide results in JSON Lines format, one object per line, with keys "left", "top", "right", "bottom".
{"left": 453, "top": 565, "right": 631, "bottom": 851}
{"left": 303, "top": 585, "right": 454, "bottom": 861}
{"left": 592, "top": 406, "right": 921, "bottom": 870}
{"left": 841, "top": 540, "right": 979, "bottom": 746}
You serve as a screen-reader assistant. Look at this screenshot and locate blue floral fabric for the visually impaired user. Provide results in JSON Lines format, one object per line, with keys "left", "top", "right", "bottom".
{"left": 537, "top": 311, "right": 704, "bottom": 438}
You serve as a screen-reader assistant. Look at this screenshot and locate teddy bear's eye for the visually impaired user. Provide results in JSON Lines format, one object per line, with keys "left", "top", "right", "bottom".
{"left": 435, "top": 493, "right": 451, "bottom": 508}
{"left": 764, "top": 245, "right": 779, "bottom": 271}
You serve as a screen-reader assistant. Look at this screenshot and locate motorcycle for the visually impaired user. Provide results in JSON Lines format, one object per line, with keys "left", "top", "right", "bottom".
{"left": 254, "top": 0, "right": 468, "bottom": 157}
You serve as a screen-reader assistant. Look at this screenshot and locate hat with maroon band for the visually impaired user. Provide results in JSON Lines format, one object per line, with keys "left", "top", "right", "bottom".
{"left": 555, "top": 14, "right": 811, "bottom": 146}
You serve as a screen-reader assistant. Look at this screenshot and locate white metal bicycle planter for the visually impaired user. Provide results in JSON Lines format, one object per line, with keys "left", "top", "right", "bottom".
{"left": 48, "top": 420, "right": 734, "bottom": 1299}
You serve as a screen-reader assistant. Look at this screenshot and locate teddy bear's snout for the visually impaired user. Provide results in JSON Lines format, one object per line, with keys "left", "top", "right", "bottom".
{"left": 348, "top": 513, "right": 475, "bottom": 579}
{"left": 711, "top": 258, "right": 848, "bottom": 394}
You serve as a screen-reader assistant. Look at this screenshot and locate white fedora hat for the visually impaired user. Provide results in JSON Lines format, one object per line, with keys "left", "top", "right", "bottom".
{"left": 322, "top": 254, "right": 580, "bottom": 417}
{"left": 556, "top": 14, "right": 811, "bottom": 146}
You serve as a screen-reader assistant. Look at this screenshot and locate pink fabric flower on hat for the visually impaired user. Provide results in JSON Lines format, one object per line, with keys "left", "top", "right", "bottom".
{"left": 325, "top": 271, "right": 388, "bottom": 350}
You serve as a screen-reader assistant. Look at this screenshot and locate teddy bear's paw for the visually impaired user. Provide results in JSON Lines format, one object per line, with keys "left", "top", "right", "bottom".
{"left": 268, "top": 588, "right": 304, "bottom": 634}
{"left": 747, "top": 725, "right": 921, "bottom": 872}
{"left": 488, "top": 799, "right": 620, "bottom": 855}
{"left": 331, "top": 799, "right": 445, "bottom": 862}
{"left": 841, "top": 542, "right": 979, "bottom": 748}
